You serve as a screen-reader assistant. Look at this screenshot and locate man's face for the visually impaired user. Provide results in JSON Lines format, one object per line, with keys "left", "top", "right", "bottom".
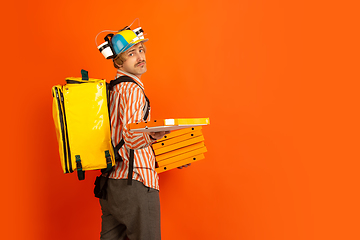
{"left": 119, "top": 43, "right": 147, "bottom": 77}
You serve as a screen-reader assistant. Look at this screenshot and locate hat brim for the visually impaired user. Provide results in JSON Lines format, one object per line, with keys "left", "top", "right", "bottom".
{"left": 121, "top": 38, "right": 149, "bottom": 53}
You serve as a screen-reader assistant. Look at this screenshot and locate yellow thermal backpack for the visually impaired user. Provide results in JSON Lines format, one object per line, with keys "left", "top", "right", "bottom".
{"left": 52, "top": 70, "right": 115, "bottom": 180}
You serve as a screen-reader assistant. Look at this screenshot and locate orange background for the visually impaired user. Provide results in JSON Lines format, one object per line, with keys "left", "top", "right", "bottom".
{"left": 1, "top": 0, "right": 359, "bottom": 239}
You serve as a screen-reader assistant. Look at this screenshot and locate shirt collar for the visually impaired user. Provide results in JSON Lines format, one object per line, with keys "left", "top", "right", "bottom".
{"left": 115, "top": 69, "right": 144, "bottom": 89}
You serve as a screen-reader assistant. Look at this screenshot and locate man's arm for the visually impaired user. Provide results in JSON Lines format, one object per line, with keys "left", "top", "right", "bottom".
{"left": 121, "top": 85, "right": 165, "bottom": 149}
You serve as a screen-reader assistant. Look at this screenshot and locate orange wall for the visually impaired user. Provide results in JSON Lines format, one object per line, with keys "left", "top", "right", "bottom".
{"left": 1, "top": 0, "right": 359, "bottom": 239}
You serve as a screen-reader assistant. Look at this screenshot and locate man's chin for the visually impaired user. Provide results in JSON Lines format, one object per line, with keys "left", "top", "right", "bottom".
{"left": 130, "top": 68, "right": 147, "bottom": 76}
{"left": 137, "top": 67, "right": 147, "bottom": 74}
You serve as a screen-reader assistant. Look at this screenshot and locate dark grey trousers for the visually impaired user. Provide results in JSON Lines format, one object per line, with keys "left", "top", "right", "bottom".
{"left": 99, "top": 178, "right": 161, "bottom": 240}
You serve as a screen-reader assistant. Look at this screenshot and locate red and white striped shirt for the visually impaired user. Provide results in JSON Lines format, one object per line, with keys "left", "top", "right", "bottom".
{"left": 108, "top": 69, "right": 159, "bottom": 190}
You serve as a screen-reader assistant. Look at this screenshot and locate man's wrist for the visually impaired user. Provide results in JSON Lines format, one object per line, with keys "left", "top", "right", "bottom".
{"left": 149, "top": 135, "right": 157, "bottom": 141}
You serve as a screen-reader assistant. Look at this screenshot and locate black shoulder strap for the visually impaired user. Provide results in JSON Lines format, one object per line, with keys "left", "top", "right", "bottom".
{"left": 109, "top": 76, "right": 150, "bottom": 121}
{"left": 109, "top": 75, "right": 136, "bottom": 89}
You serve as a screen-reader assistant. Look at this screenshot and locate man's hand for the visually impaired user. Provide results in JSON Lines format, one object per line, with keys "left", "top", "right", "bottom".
{"left": 148, "top": 131, "right": 170, "bottom": 141}
{"left": 178, "top": 163, "right": 191, "bottom": 169}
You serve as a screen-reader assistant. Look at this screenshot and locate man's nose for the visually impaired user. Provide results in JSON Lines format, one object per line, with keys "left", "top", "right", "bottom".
{"left": 137, "top": 52, "right": 145, "bottom": 62}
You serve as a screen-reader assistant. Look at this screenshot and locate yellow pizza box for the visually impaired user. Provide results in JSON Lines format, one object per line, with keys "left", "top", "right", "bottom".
{"left": 152, "top": 130, "right": 203, "bottom": 150}
{"left": 153, "top": 135, "right": 205, "bottom": 155}
{"left": 128, "top": 118, "right": 210, "bottom": 133}
{"left": 156, "top": 142, "right": 205, "bottom": 161}
{"left": 156, "top": 154, "right": 205, "bottom": 174}
{"left": 157, "top": 126, "right": 203, "bottom": 142}
{"left": 157, "top": 146, "right": 207, "bottom": 167}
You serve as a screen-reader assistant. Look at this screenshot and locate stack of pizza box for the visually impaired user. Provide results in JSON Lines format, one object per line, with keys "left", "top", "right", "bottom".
{"left": 153, "top": 126, "right": 208, "bottom": 173}
{"left": 127, "top": 118, "right": 210, "bottom": 173}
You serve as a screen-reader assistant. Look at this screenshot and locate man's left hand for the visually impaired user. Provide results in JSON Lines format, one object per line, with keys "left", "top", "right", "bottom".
{"left": 178, "top": 163, "right": 191, "bottom": 169}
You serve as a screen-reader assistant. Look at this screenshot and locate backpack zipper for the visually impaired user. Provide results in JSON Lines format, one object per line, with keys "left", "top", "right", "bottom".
{"left": 54, "top": 87, "right": 70, "bottom": 173}
{"left": 59, "top": 89, "right": 73, "bottom": 173}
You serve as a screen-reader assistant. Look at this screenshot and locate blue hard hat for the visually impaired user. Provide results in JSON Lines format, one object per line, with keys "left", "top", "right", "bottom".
{"left": 112, "top": 29, "right": 148, "bottom": 55}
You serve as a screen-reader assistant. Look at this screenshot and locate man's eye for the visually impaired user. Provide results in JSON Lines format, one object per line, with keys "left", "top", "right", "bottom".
{"left": 129, "top": 53, "right": 134, "bottom": 56}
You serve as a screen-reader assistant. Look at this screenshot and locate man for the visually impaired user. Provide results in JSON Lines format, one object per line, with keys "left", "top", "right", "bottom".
{"left": 98, "top": 26, "right": 167, "bottom": 240}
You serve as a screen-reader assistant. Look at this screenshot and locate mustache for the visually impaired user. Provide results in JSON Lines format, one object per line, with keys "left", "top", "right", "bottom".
{"left": 135, "top": 61, "right": 146, "bottom": 67}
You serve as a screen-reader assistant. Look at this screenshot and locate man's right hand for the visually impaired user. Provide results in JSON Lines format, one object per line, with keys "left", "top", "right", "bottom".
{"left": 148, "top": 131, "right": 170, "bottom": 141}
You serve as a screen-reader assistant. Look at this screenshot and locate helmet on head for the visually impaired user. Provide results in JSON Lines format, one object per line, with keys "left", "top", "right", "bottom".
{"left": 97, "top": 25, "right": 148, "bottom": 60}
{"left": 112, "top": 27, "right": 148, "bottom": 55}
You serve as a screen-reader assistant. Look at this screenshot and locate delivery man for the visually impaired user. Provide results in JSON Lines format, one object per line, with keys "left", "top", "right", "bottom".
{"left": 97, "top": 24, "right": 167, "bottom": 240}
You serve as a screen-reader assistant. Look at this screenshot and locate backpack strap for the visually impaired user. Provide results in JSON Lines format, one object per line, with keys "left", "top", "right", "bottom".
{"left": 128, "top": 149, "right": 135, "bottom": 185}
{"left": 109, "top": 75, "right": 150, "bottom": 185}
{"left": 113, "top": 139, "right": 125, "bottom": 161}
{"left": 109, "top": 76, "right": 150, "bottom": 121}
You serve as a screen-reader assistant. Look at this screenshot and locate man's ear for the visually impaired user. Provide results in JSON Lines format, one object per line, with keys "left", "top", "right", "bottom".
{"left": 114, "top": 60, "right": 123, "bottom": 69}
